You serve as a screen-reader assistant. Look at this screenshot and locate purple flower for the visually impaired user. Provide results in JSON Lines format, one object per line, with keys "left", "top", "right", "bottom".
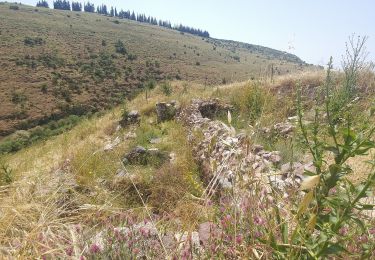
{"left": 358, "top": 235, "right": 368, "bottom": 243}
{"left": 254, "top": 231, "right": 262, "bottom": 238}
{"left": 89, "top": 243, "right": 101, "bottom": 254}
{"left": 254, "top": 216, "right": 265, "bottom": 225}
{"left": 66, "top": 247, "right": 73, "bottom": 256}
{"left": 236, "top": 235, "right": 243, "bottom": 244}
{"left": 339, "top": 227, "right": 348, "bottom": 236}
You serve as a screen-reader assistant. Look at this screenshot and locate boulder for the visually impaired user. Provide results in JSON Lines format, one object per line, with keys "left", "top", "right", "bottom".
{"left": 103, "top": 136, "right": 121, "bottom": 151}
{"left": 198, "top": 99, "right": 233, "bottom": 119}
{"left": 119, "top": 110, "right": 140, "bottom": 127}
{"left": 123, "top": 146, "right": 147, "bottom": 165}
{"left": 156, "top": 102, "right": 177, "bottom": 122}
{"left": 123, "top": 146, "right": 169, "bottom": 166}
{"left": 273, "top": 122, "right": 294, "bottom": 136}
{"left": 124, "top": 131, "right": 137, "bottom": 139}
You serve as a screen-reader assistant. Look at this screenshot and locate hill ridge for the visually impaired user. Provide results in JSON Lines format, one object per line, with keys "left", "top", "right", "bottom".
{"left": 0, "top": 2, "right": 313, "bottom": 139}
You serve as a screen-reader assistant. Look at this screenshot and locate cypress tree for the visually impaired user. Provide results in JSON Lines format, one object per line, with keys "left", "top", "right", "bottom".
{"left": 36, "top": 0, "right": 49, "bottom": 8}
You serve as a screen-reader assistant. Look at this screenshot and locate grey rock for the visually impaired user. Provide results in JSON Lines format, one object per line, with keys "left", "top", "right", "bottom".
{"left": 156, "top": 102, "right": 177, "bottom": 122}
{"left": 104, "top": 136, "right": 121, "bottom": 151}
{"left": 119, "top": 110, "right": 140, "bottom": 127}
{"left": 124, "top": 131, "right": 137, "bottom": 139}
{"left": 253, "top": 144, "right": 264, "bottom": 154}
{"left": 123, "top": 146, "right": 168, "bottom": 166}
{"left": 149, "top": 137, "right": 162, "bottom": 144}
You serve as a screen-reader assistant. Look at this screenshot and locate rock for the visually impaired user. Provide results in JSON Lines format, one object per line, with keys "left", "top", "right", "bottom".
{"left": 156, "top": 102, "right": 177, "bottom": 122}
{"left": 270, "top": 153, "right": 282, "bottom": 164}
{"left": 175, "top": 231, "right": 200, "bottom": 251}
{"left": 103, "top": 136, "right": 121, "bottom": 151}
{"left": 123, "top": 146, "right": 147, "bottom": 165}
{"left": 198, "top": 99, "right": 233, "bottom": 119}
{"left": 260, "top": 127, "right": 271, "bottom": 134}
{"left": 169, "top": 152, "right": 176, "bottom": 163}
{"left": 199, "top": 222, "right": 221, "bottom": 246}
{"left": 149, "top": 137, "right": 162, "bottom": 144}
{"left": 253, "top": 145, "right": 264, "bottom": 154}
{"left": 112, "top": 169, "right": 138, "bottom": 187}
{"left": 162, "top": 232, "right": 177, "bottom": 250}
{"left": 273, "top": 122, "right": 294, "bottom": 136}
{"left": 124, "top": 131, "right": 137, "bottom": 139}
{"left": 119, "top": 110, "right": 140, "bottom": 127}
{"left": 123, "top": 146, "right": 169, "bottom": 166}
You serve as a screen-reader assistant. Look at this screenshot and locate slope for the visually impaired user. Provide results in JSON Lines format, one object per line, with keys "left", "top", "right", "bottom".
{"left": 0, "top": 2, "right": 312, "bottom": 137}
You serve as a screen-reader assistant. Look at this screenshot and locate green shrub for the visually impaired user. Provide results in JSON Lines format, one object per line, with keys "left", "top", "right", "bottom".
{"left": 0, "top": 164, "right": 13, "bottom": 185}
{"left": 288, "top": 36, "right": 375, "bottom": 258}
{"left": 0, "top": 115, "right": 83, "bottom": 154}
{"left": 24, "top": 37, "right": 45, "bottom": 46}
{"left": 160, "top": 81, "right": 172, "bottom": 96}
{"left": 9, "top": 5, "right": 19, "bottom": 10}
{"left": 115, "top": 40, "right": 127, "bottom": 55}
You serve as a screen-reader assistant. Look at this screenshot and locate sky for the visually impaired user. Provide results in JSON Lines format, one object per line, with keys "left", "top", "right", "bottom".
{"left": 20, "top": 0, "right": 375, "bottom": 67}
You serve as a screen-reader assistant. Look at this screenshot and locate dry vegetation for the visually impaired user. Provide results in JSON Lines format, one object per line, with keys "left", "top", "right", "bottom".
{"left": 0, "top": 2, "right": 315, "bottom": 138}
{"left": 0, "top": 64, "right": 374, "bottom": 258}
{"left": 0, "top": 3, "right": 374, "bottom": 258}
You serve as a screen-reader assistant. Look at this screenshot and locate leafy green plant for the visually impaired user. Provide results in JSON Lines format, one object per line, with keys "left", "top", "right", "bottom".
{"left": 144, "top": 79, "right": 156, "bottom": 101}
{"left": 0, "top": 164, "right": 13, "bottom": 185}
{"left": 160, "top": 81, "right": 172, "bottom": 96}
{"left": 285, "top": 36, "right": 375, "bottom": 259}
{"left": 115, "top": 40, "right": 127, "bottom": 55}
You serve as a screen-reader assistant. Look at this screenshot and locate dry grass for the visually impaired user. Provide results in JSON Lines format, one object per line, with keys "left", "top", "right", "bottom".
{"left": 0, "top": 2, "right": 313, "bottom": 137}
{"left": 0, "top": 71, "right": 373, "bottom": 257}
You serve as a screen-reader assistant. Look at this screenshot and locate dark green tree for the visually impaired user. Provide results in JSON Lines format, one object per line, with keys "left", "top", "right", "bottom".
{"left": 83, "top": 2, "right": 95, "bottom": 12}
{"left": 71, "top": 1, "right": 82, "bottom": 11}
{"left": 36, "top": 0, "right": 49, "bottom": 8}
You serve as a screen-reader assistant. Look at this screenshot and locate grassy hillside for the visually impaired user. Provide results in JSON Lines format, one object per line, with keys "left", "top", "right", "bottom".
{"left": 0, "top": 67, "right": 374, "bottom": 258}
{"left": 0, "top": 2, "right": 313, "bottom": 138}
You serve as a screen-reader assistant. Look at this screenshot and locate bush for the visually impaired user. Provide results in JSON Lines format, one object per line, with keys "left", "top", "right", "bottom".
{"left": 24, "top": 37, "right": 45, "bottom": 46}
{"left": 0, "top": 164, "right": 13, "bottom": 185}
{"left": 160, "top": 81, "right": 172, "bottom": 96}
{"left": 9, "top": 5, "right": 19, "bottom": 10}
{"left": 0, "top": 115, "right": 83, "bottom": 154}
{"left": 288, "top": 36, "right": 375, "bottom": 258}
{"left": 40, "top": 83, "right": 48, "bottom": 93}
{"left": 115, "top": 40, "right": 127, "bottom": 55}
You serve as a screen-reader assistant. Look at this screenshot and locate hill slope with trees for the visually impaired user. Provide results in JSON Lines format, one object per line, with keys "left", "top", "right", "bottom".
{"left": 0, "top": 2, "right": 313, "bottom": 138}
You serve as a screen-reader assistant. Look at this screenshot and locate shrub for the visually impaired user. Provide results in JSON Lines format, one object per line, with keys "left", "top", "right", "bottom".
{"left": 115, "top": 40, "right": 127, "bottom": 55}
{"left": 0, "top": 164, "right": 13, "bottom": 185}
{"left": 9, "top": 5, "right": 19, "bottom": 10}
{"left": 38, "top": 53, "right": 65, "bottom": 68}
{"left": 11, "top": 91, "right": 27, "bottom": 104}
{"left": 160, "top": 81, "right": 172, "bottom": 96}
{"left": 40, "top": 83, "right": 48, "bottom": 93}
{"left": 288, "top": 36, "right": 375, "bottom": 258}
{"left": 127, "top": 53, "right": 137, "bottom": 61}
{"left": 24, "top": 37, "right": 45, "bottom": 46}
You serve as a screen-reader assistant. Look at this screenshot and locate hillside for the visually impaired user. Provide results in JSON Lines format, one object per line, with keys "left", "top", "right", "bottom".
{"left": 0, "top": 66, "right": 374, "bottom": 258}
{"left": 0, "top": 2, "right": 313, "bottom": 138}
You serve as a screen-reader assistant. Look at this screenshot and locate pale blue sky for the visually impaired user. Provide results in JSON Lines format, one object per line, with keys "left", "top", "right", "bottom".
{"left": 20, "top": 0, "right": 375, "bottom": 66}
